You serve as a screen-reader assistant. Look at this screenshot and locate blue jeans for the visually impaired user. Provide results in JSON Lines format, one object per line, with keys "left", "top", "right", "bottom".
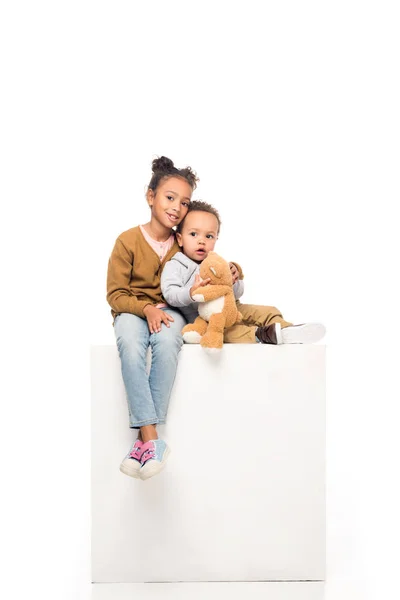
{"left": 113, "top": 309, "right": 186, "bottom": 428}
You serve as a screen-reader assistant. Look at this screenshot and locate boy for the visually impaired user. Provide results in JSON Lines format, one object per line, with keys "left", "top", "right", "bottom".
{"left": 161, "top": 201, "right": 325, "bottom": 344}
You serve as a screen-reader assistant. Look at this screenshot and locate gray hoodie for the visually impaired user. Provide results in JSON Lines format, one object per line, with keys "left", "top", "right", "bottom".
{"left": 161, "top": 252, "right": 244, "bottom": 324}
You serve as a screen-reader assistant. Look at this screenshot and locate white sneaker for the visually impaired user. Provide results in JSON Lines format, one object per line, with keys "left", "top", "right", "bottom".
{"left": 281, "top": 323, "right": 326, "bottom": 344}
{"left": 119, "top": 439, "right": 144, "bottom": 478}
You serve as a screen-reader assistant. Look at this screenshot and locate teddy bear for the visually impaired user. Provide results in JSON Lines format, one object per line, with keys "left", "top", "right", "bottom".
{"left": 182, "top": 251, "right": 242, "bottom": 352}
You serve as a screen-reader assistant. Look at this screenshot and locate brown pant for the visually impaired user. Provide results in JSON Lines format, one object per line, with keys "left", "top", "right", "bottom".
{"left": 223, "top": 301, "right": 293, "bottom": 344}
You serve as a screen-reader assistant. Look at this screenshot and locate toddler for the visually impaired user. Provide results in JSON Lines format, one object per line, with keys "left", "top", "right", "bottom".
{"left": 161, "top": 201, "right": 325, "bottom": 345}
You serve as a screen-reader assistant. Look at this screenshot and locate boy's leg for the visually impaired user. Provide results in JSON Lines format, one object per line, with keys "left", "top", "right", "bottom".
{"left": 236, "top": 302, "right": 325, "bottom": 344}
{"left": 236, "top": 302, "right": 293, "bottom": 328}
{"left": 224, "top": 304, "right": 292, "bottom": 343}
{"left": 148, "top": 308, "right": 186, "bottom": 425}
{"left": 224, "top": 323, "right": 258, "bottom": 343}
{"left": 114, "top": 313, "right": 159, "bottom": 428}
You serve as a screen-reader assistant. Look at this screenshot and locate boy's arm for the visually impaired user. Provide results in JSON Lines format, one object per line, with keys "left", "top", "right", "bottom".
{"left": 233, "top": 279, "right": 244, "bottom": 299}
{"left": 106, "top": 238, "right": 152, "bottom": 318}
{"left": 161, "top": 260, "right": 194, "bottom": 307}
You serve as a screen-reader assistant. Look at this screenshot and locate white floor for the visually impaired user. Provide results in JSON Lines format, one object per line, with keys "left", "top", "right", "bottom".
{"left": 91, "top": 580, "right": 372, "bottom": 600}
{"left": 91, "top": 582, "right": 325, "bottom": 600}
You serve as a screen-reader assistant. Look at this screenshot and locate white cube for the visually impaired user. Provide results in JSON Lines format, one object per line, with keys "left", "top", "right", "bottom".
{"left": 91, "top": 344, "right": 325, "bottom": 583}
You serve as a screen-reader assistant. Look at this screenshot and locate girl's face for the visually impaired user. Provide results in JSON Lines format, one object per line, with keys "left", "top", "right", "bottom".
{"left": 147, "top": 176, "right": 192, "bottom": 230}
{"left": 176, "top": 210, "right": 219, "bottom": 263}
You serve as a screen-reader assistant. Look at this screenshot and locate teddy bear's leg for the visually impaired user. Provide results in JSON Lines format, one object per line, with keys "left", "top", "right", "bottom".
{"left": 182, "top": 316, "right": 208, "bottom": 344}
{"left": 200, "top": 313, "right": 226, "bottom": 352}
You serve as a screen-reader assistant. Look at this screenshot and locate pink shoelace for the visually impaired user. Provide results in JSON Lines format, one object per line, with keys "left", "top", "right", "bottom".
{"left": 140, "top": 442, "right": 156, "bottom": 464}
{"left": 129, "top": 440, "right": 143, "bottom": 460}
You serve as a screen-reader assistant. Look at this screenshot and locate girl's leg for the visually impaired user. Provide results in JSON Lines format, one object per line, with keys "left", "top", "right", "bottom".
{"left": 113, "top": 313, "right": 159, "bottom": 428}
{"left": 148, "top": 308, "right": 186, "bottom": 425}
{"left": 141, "top": 425, "right": 157, "bottom": 442}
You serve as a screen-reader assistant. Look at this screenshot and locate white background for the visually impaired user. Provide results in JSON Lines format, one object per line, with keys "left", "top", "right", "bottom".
{"left": 1, "top": 1, "right": 399, "bottom": 599}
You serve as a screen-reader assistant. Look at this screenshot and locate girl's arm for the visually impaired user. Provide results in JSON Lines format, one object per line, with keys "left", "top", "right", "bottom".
{"left": 161, "top": 260, "right": 194, "bottom": 307}
{"left": 107, "top": 238, "right": 152, "bottom": 318}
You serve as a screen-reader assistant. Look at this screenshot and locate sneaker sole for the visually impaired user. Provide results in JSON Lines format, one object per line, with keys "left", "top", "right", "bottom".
{"left": 140, "top": 446, "right": 171, "bottom": 481}
{"left": 281, "top": 323, "right": 326, "bottom": 344}
{"left": 119, "top": 461, "right": 142, "bottom": 479}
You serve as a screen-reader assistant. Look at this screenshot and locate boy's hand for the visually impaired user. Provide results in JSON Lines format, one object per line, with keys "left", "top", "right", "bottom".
{"left": 190, "top": 274, "right": 211, "bottom": 299}
{"left": 229, "top": 262, "right": 239, "bottom": 284}
{"left": 143, "top": 305, "right": 174, "bottom": 334}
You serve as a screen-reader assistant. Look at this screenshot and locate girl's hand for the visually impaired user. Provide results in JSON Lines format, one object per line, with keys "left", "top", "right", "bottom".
{"left": 190, "top": 274, "right": 211, "bottom": 299}
{"left": 229, "top": 262, "right": 239, "bottom": 284}
{"left": 143, "top": 305, "right": 174, "bottom": 334}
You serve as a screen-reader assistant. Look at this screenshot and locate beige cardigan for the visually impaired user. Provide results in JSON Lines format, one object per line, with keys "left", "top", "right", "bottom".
{"left": 106, "top": 226, "right": 180, "bottom": 321}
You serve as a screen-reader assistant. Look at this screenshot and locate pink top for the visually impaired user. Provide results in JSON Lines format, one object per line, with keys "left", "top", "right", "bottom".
{"left": 139, "top": 225, "right": 175, "bottom": 309}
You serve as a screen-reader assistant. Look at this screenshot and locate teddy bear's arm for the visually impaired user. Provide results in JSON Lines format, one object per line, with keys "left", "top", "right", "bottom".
{"left": 191, "top": 284, "right": 231, "bottom": 303}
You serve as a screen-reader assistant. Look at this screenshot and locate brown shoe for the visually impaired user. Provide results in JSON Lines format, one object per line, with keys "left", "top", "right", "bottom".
{"left": 255, "top": 323, "right": 282, "bottom": 344}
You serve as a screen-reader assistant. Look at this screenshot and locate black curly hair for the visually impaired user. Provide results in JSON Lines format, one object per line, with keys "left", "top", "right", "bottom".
{"left": 147, "top": 156, "right": 199, "bottom": 194}
{"left": 176, "top": 200, "right": 221, "bottom": 234}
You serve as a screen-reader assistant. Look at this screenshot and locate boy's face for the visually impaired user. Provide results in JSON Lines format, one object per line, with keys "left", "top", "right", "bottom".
{"left": 176, "top": 210, "right": 219, "bottom": 263}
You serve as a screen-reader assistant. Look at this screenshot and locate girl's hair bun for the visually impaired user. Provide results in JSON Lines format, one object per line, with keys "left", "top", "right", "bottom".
{"left": 152, "top": 156, "right": 176, "bottom": 174}
{"left": 147, "top": 156, "right": 199, "bottom": 193}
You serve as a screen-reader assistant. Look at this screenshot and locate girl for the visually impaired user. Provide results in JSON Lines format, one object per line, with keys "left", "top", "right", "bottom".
{"left": 106, "top": 156, "right": 198, "bottom": 481}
